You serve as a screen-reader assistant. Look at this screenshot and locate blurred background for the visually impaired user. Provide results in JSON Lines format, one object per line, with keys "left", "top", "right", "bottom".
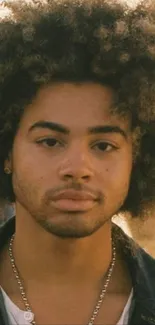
{"left": 113, "top": 212, "right": 155, "bottom": 258}
{"left": 0, "top": 201, "right": 15, "bottom": 226}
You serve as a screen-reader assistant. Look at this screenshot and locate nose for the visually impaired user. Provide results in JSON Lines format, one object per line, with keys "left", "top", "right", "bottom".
{"left": 58, "top": 149, "right": 94, "bottom": 182}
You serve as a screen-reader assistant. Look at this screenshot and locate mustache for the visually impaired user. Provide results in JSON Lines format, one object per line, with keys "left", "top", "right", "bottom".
{"left": 45, "top": 183, "right": 103, "bottom": 202}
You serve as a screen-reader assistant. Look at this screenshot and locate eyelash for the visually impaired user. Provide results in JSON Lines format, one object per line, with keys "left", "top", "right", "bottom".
{"left": 36, "top": 137, "right": 118, "bottom": 153}
{"left": 36, "top": 138, "right": 63, "bottom": 148}
{"left": 92, "top": 141, "right": 118, "bottom": 153}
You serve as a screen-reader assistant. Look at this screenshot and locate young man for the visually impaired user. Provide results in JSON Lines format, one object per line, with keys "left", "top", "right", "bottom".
{"left": 0, "top": 0, "right": 154, "bottom": 324}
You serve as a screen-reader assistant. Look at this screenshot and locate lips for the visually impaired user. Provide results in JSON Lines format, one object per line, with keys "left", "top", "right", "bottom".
{"left": 52, "top": 190, "right": 97, "bottom": 201}
{"left": 51, "top": 190, "right": 97, "bottom": 212}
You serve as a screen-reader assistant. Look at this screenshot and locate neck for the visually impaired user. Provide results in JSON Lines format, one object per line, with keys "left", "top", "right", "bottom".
{"left": 12, "top": 207, "right": 113, "bottom": 286}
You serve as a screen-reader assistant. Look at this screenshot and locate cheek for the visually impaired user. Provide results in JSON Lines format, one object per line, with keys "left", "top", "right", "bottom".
{"left": 12, "top": 159, "right": 49, "bottom": 206}
{"left": 96, "top": 151, "right": 133, "bottom": 191}
{"left": 12, "top": 138, "right": 57, "bottom": 183}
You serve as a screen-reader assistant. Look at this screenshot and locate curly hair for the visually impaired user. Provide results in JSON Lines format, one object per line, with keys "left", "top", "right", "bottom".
{"left": 0, "top": 0, "right": 155, "bottom": 218}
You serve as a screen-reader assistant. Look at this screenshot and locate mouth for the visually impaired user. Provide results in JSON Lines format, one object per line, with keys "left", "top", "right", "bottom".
{"left": 51, "top": 190, "right": 98, "bottom": 212}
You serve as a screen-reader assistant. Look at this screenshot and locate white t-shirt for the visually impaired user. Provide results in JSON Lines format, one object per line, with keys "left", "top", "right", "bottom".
{"left": 1, "top": 287, "right": 133, "bottom": 325}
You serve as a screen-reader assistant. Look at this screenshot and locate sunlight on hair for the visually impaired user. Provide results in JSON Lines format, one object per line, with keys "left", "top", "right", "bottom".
{"left": 0, "top": 0, "right": 143, "bottom": 22}
{"left": 116, "top": 0, "right": 141, "bottom": 8}
{"left": 0, "top": 0, "right": 46, "bottom": 20}
{"left": 0, "top": 4, "right": 11, "bottom": 20}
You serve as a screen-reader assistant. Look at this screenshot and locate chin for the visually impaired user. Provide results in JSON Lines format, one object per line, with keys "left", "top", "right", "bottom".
{"left": 37, "top": 216, "right": 103, "bottom": 239}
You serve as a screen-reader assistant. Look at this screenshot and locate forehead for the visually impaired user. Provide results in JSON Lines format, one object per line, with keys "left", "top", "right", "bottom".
{"left": 20, "top": 82, "right": 130, "bottom": 131}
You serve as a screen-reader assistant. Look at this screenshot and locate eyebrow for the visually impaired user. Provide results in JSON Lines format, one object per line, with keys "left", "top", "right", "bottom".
{"left": 29, "top": 121, "right": 69, "bottom": 134}
{"left": 88, "top": 125, "right": 127, "bottom": 139}
{"left": 28, "top": 121, "right": 128, "bottom": 139}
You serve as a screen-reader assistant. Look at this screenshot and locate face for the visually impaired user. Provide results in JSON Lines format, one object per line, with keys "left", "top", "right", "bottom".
{"left": 8, "top": 82, "right": 133, "bottom": 238}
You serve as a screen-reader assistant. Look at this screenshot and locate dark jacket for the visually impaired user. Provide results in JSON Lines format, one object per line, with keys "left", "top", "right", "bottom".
{"left": 0, "top": 217, "right": 155, "bottom": 325}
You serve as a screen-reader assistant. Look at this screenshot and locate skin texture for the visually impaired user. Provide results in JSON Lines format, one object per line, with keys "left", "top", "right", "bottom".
{"left": 2, "top": 82, "right": 133, "bottom": 325}
{"left": 8, "top": 82, "right": 133, "bottom": 238}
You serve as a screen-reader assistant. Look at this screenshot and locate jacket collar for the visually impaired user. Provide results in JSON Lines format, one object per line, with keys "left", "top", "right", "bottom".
{"left": 112, "top": 225, "right": 155, "bottom": 324}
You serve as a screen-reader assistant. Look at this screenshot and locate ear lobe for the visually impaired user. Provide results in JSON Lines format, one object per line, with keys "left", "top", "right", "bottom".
{"left": 4, "top": 166, "right": 11, "bottom": 175}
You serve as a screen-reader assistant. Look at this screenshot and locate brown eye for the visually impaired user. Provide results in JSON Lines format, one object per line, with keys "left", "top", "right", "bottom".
{"left": 36, "top": 138, "right": 63, "bottom": 148}
{"left": 92, "top": 141, "right": 117, "bottom": 152}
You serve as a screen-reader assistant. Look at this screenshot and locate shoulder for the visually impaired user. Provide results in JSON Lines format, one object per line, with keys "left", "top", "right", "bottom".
{"left": 113, "top": 223, "right": 155, "bottom": 290}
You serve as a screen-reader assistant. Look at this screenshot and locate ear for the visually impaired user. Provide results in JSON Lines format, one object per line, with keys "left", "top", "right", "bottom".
{"left": 4, "top": 153, "right": 13, "bottom": 175}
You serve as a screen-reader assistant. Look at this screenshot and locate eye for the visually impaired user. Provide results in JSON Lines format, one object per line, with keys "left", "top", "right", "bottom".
{"left": 36, "top": 137, "right": 63, "bottom": 148}
{"left": 92, "top": 141, "right": 118, "bottom": 152}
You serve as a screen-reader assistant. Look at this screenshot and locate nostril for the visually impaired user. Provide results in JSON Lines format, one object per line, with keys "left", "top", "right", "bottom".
{"left": 82, "top": 175, "right": 90, "bottom": 180}
{"left": 64, "top": 174, "right": 73, "bottom": 179}
{"left": 63, "top": 174, "right": 90, "bottom": 181}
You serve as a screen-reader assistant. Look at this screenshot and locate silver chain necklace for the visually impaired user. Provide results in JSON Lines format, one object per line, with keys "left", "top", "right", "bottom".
{"left": 8, "top": 234, "right": 116, "bottom": 325}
